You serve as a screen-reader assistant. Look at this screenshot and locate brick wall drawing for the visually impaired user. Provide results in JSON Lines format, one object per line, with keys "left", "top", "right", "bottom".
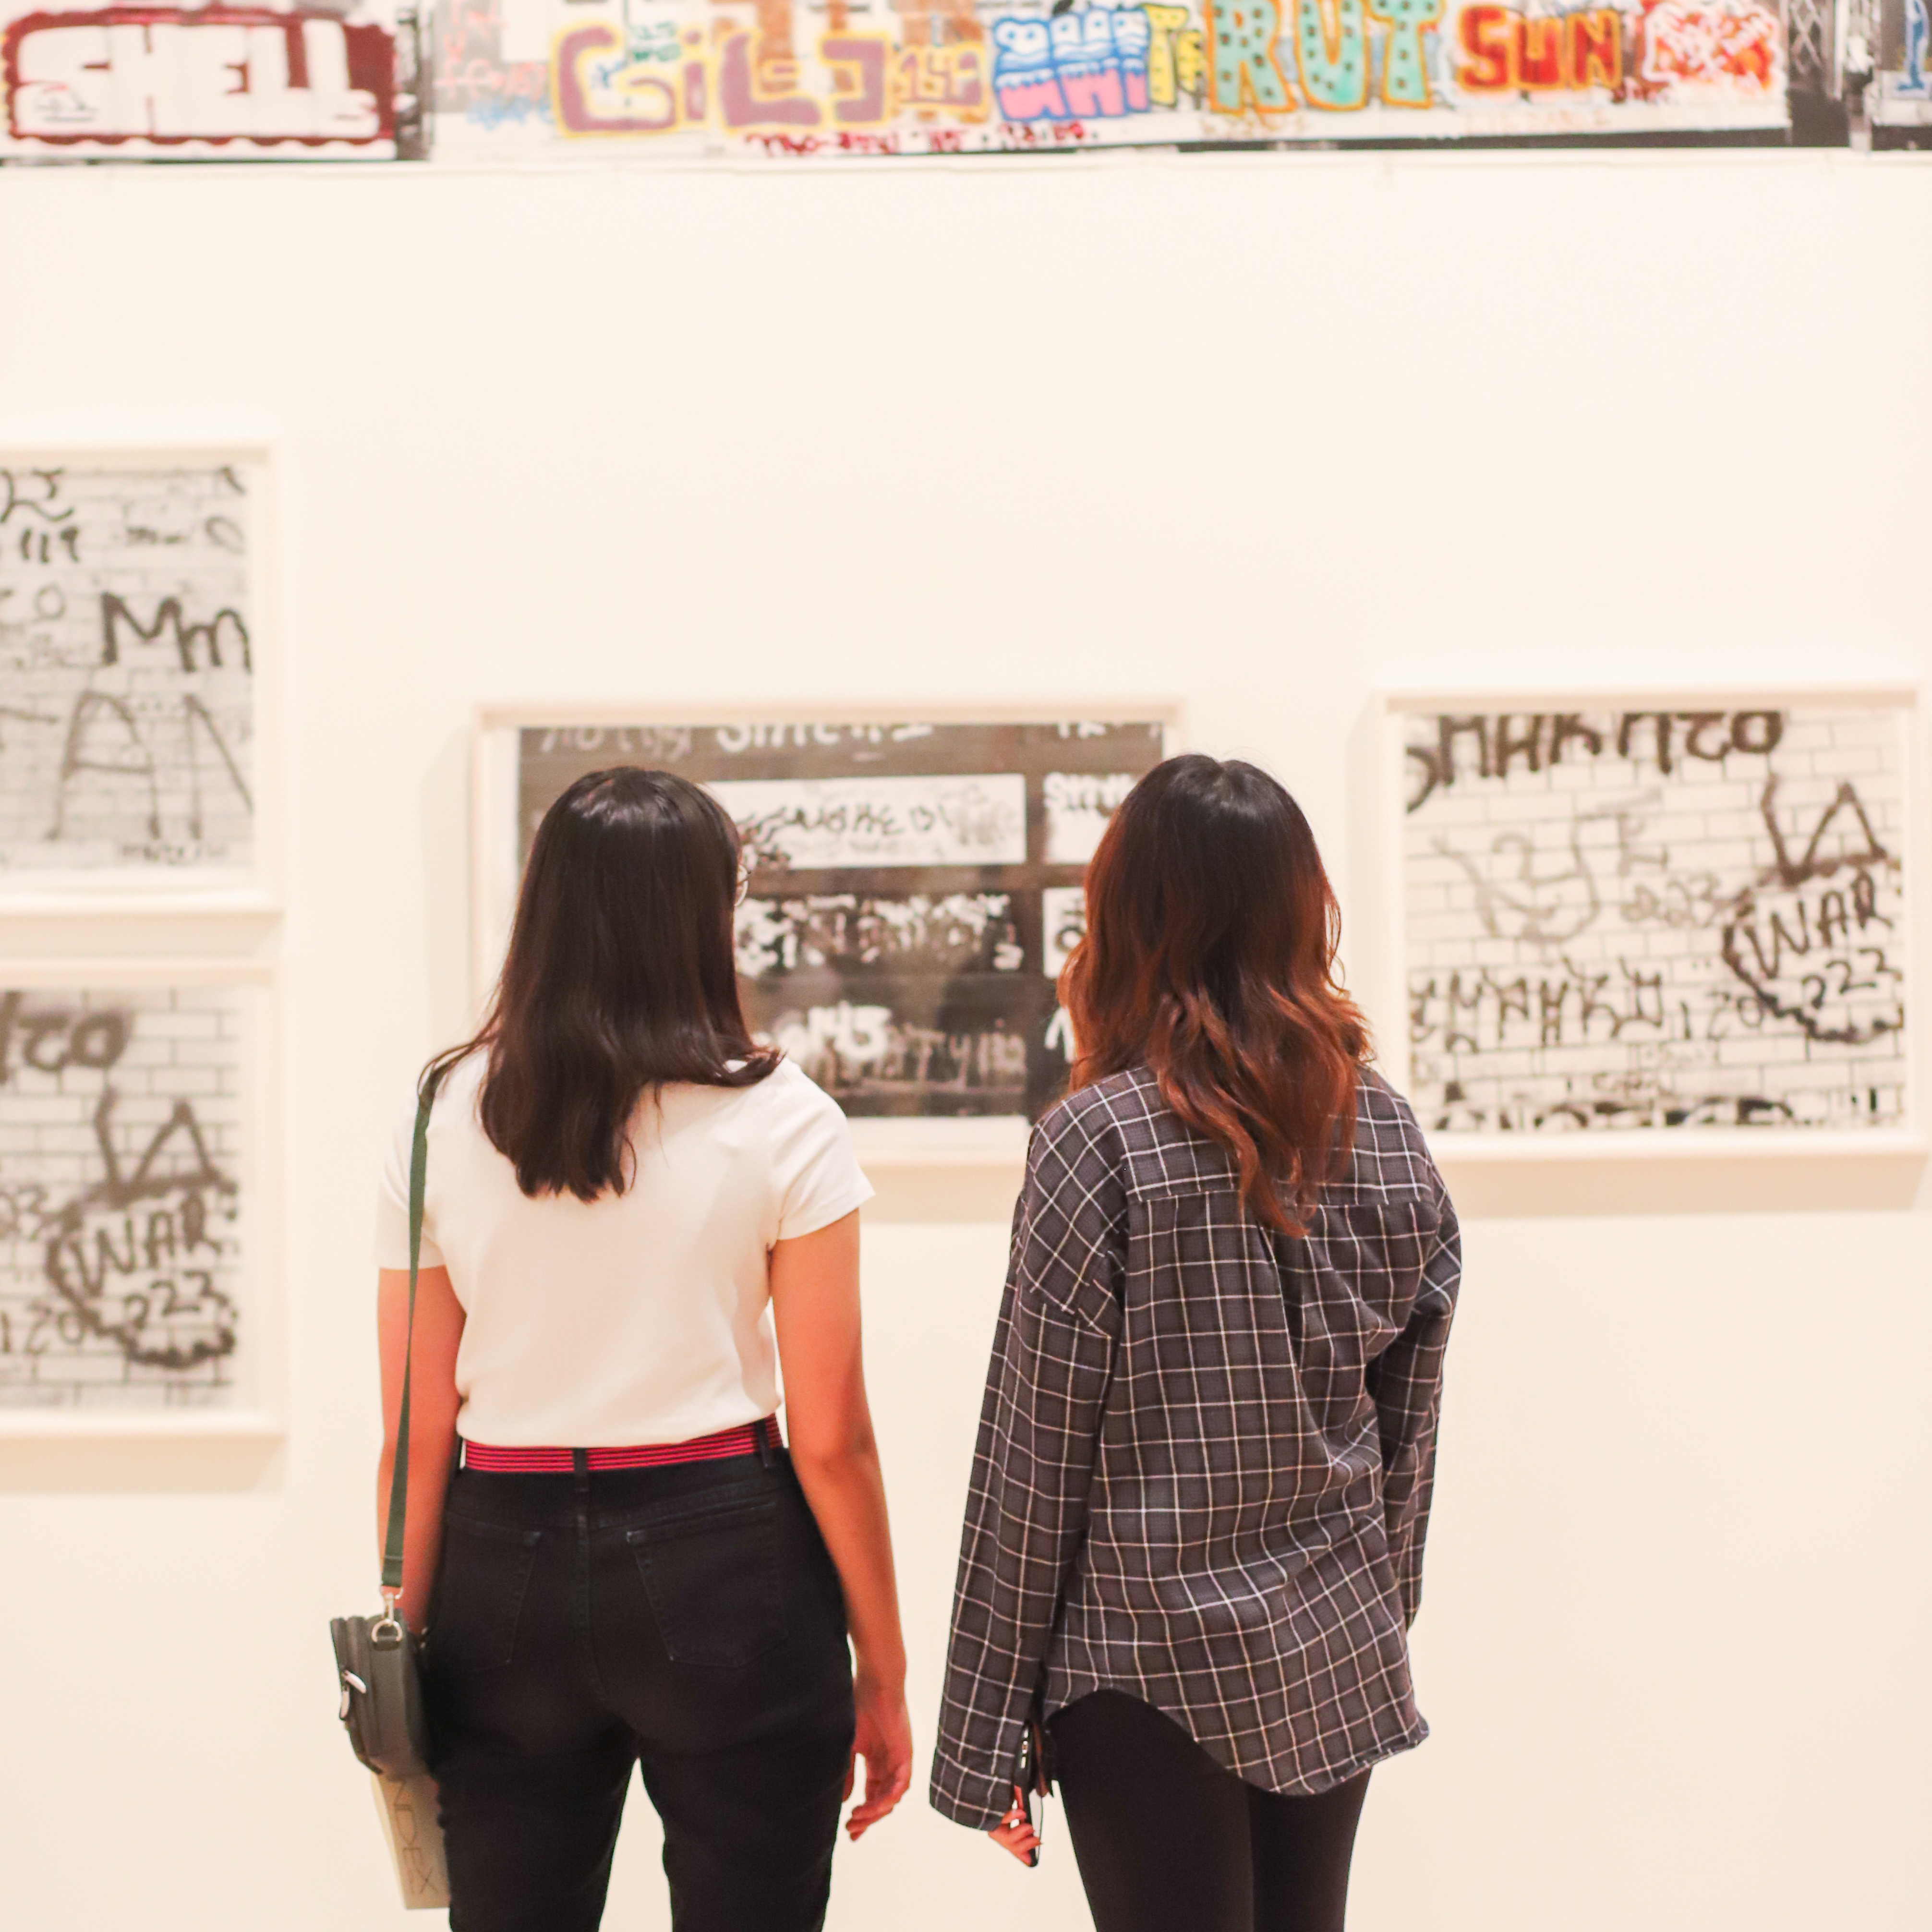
{"left": 0, "top": 461, "right": 254, "bottom": 876}
{"left": 0, "top": 986, "right": 245, "bottom": 1410}
{"left": 1400, "top": 703, "right": 1912, "bottom": 1135}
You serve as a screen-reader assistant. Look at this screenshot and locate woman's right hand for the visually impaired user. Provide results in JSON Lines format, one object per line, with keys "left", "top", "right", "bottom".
{"left": 989, "top": 1787, "right": 1040, "bottom": 1865}
{"left": 773, "top": 1214, "right": 916, "bottom": 1843}
{"left": 843, "top": 1670, "right": 913, "bottom": 1839}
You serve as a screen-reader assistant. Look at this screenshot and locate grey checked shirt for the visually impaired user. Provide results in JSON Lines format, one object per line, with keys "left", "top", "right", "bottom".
{"left": 930, "top": 1065, "right": 1460, "bottom": 1830}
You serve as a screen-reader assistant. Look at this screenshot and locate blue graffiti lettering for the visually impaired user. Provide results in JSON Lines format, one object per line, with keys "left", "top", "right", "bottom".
{"left": 992, "top": 6, "right": 1155, "bottom": 120}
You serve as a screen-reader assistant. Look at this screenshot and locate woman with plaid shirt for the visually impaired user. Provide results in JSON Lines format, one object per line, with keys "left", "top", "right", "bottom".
{"left": 930, "top": 755, "right": 1460, "bottom": 1932}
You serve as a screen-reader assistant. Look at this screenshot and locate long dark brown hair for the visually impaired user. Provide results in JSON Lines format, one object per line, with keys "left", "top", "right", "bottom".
{"left": 1060, "top": 755, "right": 1369, "bottom": 1237}
{"left": 429, "top": 767, "right": 778, "bottom": 1200}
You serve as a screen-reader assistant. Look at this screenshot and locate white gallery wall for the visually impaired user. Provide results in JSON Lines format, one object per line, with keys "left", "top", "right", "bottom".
{"left": 0, "top": 149, "right": 1927, "bottom": 1932}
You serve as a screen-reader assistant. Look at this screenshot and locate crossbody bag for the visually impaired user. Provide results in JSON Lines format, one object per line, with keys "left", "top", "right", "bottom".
{"left": 329, "top": 1069, "right": 450, "bottom": 1908}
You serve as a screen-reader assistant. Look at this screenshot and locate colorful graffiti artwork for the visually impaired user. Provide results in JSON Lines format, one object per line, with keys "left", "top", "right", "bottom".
{"left": 0, "top": 1, "right": 407, "bottom": 154}
{"left": 0, "top": 0, "right": 1804, "bottom": 157}
{"left": 1635, "top": 0, "right": 1782, "bottom": 93}
{"left": 419, "top": 0, "right": 1788, "bottom": 159}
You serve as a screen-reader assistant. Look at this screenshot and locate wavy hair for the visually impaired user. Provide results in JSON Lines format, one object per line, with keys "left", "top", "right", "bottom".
{"left": 429, "top": 767, "right": 778, "bottom": 1200}
{"left": 1059, "top": 755, "right": 1369, "bottom": 1237}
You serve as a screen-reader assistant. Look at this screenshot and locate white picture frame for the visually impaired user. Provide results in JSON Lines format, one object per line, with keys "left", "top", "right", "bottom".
{"left": 1369, "top": 684, "right": 1926, "bottom": 1161}
{"left": 0, "top": 955, "right": 283, "bottom": 1439}
{"left": 471, "top": 700, "right": 1183, "bottom": 1168}
{"left": 0, "top": 443, "right": 281, "bottom": 916}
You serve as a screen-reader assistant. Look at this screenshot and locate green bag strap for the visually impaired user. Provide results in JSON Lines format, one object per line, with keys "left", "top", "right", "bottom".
{"left": 381, "top": 1065, "right": 444, "bottom": 1601}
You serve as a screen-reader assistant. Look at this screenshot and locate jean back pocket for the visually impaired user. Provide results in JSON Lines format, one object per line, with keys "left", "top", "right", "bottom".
{"left": 431, "top": 1515, "right": 542, "bottom": 1673}
{"left": 628, "top": 1491, "right": 785, "bottom": 1668}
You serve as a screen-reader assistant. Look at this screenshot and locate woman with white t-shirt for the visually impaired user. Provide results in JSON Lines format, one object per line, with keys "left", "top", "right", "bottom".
{"left": 372, "top": 767, "right": 912, "bottom": 1932}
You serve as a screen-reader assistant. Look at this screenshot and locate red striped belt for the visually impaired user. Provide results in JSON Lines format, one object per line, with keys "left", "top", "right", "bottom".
{"left": 461, "top": 1415, "right": 781, "bottom": 1473}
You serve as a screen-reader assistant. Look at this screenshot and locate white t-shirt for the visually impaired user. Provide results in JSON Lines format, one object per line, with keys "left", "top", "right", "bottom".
{"left": 373, "top": 1052, "right": 874, "bottom": 1447}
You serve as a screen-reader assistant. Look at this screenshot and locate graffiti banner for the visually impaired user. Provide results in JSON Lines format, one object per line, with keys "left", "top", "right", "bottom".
{"left": 430, "top": 0, "right": 1788, "bottom": 160}
{"left": 0, "top": 0, "right": 424, "bottom": 156}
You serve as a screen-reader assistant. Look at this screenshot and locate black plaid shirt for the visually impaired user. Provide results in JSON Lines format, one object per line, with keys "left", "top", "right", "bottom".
{"left": 930, "top": 1066, "right": 1460, "bottom": 1830}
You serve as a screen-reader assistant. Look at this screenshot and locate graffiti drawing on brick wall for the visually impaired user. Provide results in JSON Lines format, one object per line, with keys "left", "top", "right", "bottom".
{"left": 0, "top": 461, "right": 259, "bottom": 881}
{"left": 1399, "top": 701, "right": 1913, "bottom": 1135}
{"left": 0, "top": 986, "right": 246, "bottom": 1412}
{"left": 515, "top": 718, "right": 1167, "bottom": 1118}
{"left": 0, "top": 0, "right": 425, "bottom": 157}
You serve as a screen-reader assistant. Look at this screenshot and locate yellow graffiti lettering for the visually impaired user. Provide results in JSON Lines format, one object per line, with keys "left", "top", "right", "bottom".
{"left": 892, "top": 41, "right": 990, "bottom": 118}
{"left": 1144, "top": 3, "right": 1192, "bottom": 104}
{"left": 1174, "top": 25, "right": 1208, "bottom": 96}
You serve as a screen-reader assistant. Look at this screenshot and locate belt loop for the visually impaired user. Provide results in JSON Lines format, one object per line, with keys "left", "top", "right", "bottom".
{"left": 757, "top": 1417, "right": 776, "bottom": 1468}
{"left": 572, "top": 1446, "right": 591, "bottom": 1494}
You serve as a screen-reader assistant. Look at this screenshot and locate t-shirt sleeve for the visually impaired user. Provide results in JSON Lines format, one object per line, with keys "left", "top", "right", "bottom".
{"left": 374, "top": 1094, "right": 446, "bottom": 1270}
{"left": 772, "top": 1071, "right": 875, "bottom": 1242}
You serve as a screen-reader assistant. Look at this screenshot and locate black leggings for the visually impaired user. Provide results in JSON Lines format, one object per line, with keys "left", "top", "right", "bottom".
{"left": 1050, "top": 1691, "right": 1371, "bottom": 1932}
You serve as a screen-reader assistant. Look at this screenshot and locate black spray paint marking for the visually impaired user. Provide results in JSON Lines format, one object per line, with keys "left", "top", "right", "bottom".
{"left": 38, "top": 1090, "right": 238, "bottom": 1374}
{"left": 1720, "top": 778, "right": 1904, "bottom": 1047}
{"left": 1406, "top": 710, "right": 1787, "bottom": 813}
{"left": 99, "top": 592, "right": 251, "bottom": 673}
{"left": 50, "top": 690, "right": 253, "bottom": 845}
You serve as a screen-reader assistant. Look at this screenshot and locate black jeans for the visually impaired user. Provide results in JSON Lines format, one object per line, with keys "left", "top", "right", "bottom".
{"left": 423, "top": 1448, "right": 854, "bottom": 1932}
{"left": 1051, "top": 1691, "right": 1372, "bottom": 1932}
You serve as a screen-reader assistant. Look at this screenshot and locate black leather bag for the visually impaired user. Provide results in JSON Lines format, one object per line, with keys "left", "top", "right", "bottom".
{"left": 330, "top": 1606, "right": 432, "bottom": 1778}
{"left": 331, "top": 1072, "right": 442, "bottom": 1782}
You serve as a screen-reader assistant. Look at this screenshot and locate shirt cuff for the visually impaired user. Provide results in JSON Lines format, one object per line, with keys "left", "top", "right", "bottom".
{"left": 373, "top": 1238, "right": 447, "bottom": 1270}
{"left": 927, "top": 1743, "right": 1019, "bottom": 1833}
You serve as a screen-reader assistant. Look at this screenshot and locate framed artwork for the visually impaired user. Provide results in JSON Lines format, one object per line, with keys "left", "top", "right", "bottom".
{"left": 0, "top": 959, "right": 281, "bottom": 1435}
{"left": 473, "top": 704, "right": 1177, "bottom": 1157}
{"left": 0, "top": 447, "right": 279, "bottom": 910}
{"left": 1379, "top": 687, "right": 1922, "bottom": 1155}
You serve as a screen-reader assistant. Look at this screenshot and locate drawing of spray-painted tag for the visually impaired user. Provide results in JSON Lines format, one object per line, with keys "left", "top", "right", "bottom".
{"left": 1720, "top": 779, "right": 1906, "bottom": 1047}
{"left": 713, "top": 774, "right": 1026, "bottom": 870}
{"left": 40, "top": 1096, "right": 239, "bottom": 1371}
{"left": 0, "top": 462, "right": 256, "bottom": 875}
{"left": 0, "top": 984, "right": 244, "bottom": 1405}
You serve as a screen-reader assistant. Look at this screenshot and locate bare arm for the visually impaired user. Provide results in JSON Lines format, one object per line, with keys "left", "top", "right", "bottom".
{"left": 375, "top": 1263, "right": 466, "bottom": 1630}
{"left": 769, "top": 1210, "right": 911, "bottom": 1839}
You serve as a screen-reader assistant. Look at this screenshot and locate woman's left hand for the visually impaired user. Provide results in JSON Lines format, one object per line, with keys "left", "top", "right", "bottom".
{"left": 989, "top": 1787, "right": 1039, "bottom": 1865}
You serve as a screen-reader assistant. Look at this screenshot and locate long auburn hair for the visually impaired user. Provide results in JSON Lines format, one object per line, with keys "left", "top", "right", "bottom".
{"left": 429, "top": 767, "right": 778, "bottom": 1200}
{"left": 1060, "top": 755, "right": 1369, "bottom": 1237}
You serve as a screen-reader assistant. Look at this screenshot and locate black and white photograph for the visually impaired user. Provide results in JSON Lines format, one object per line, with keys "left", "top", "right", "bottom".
{"left": 511, "top": 717, "right": 1170, "bottom": 1120}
